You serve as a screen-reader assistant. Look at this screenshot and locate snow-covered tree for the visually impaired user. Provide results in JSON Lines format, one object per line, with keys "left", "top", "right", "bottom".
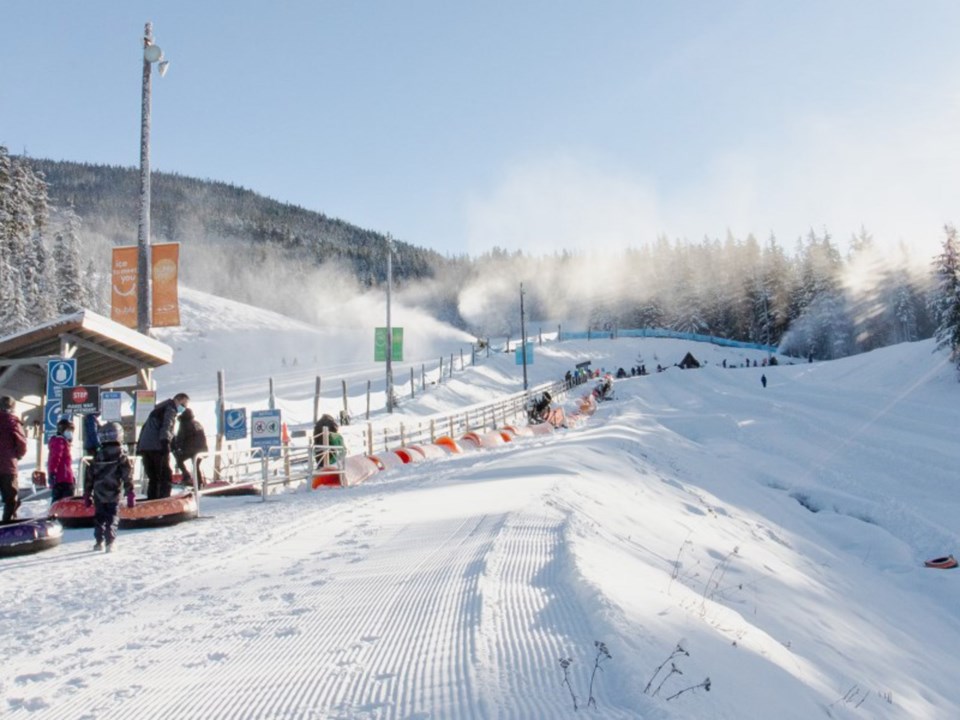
{"left": 930, "top": 225, "right": 960, "bottom": 373}
{"left": 52, "top": 206, "right": 87, "bottom": 314}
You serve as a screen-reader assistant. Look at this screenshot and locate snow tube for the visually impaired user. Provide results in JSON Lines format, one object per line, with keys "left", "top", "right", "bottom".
{"left": 459, "top": 432, "right": 483, "bottom": 450}
{"left": 924, "top": 555, "right": 958, "bottom": 569}
{"left": 200, "top": 480, "right": 262, "bottom": 497}
{"left": 50, "top": 493, "right": 199, "bottom": 529}
{"left": 578, "top": 394, "right": 598, "bottom": 415}
{"left": 407, "top": 444, "right": 447, "bottom": 460}
{"left": 0, "top": 518, "right": 63, "bottom": 557}
{"left": 526, "top": 422, "right": 555, "bottom": 436}
{"left": 312, "top": 470, "right": 343, "bottom": 488}
{"left": 312, "top": 455, "right": 382, "bottom": 489}
{"left": 434, "top": 436, "right": 462, "bottom": 454}
{"left": 394, "top": 446, "right": 428, "bottom": 464}
{"left": 369, "top": 451, "right": 405, "bottom": 472}
{"left": 461, "top": 431, "right": 506, "bottom": 449}
{"left": 504, "top": 424, "right": 534, "bottom": 438}
{"left": 341, "top": 455, "right": 382, "bottom": 487}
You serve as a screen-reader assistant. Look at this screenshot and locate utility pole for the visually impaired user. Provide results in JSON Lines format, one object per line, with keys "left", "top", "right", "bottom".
{"left": 137, "top": 22, "right": 168, "bottom": 334}
{"left": 520, "top": 282, "right": 528, "bottom": 391}
{"left": 385, "top": 235, "right": 395, "bottom": 413}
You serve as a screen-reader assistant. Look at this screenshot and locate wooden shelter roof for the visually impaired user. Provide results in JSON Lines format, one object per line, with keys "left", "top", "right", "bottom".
{"left": 0, "top": 311, "right": 172, "bottom": 395}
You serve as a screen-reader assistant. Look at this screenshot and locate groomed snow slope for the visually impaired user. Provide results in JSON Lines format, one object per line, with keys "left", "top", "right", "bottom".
{"left": 3, "top": 289, "right": 959, "bottom": 719}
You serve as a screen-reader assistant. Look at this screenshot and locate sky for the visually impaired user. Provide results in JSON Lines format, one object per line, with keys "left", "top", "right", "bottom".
{"left": 4, "top": 1, "right": 960, "bottom": 259}
{"left": 4, "top": 288, "right": 960, "bottom": 718}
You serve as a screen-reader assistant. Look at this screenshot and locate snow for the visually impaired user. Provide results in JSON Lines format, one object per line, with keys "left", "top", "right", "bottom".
{"left": 3, "top": 288, "right": 960, "bottom": 719}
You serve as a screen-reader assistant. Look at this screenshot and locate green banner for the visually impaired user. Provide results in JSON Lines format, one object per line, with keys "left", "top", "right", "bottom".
{"left": 374, "top": 327, "right": 404, "bottom": 361}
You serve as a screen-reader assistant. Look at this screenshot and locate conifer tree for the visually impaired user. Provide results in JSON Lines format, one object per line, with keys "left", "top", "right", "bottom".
{"left": 931, "top": 225, "right": 960, "bottom": 373}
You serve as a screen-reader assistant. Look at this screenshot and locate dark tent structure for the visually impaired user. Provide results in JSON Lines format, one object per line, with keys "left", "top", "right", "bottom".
{"left": 678, "top": 352, "right": 701, "bottom": 369}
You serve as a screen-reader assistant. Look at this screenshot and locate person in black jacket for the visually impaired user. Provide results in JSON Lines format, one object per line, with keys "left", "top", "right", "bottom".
{"left": 172, "top": 407, "right": 209, "bottom": 488}
{"left": 84, "top": 421, "right": 135, "bottom": 552}
{"left": 136, "top": 392, "right": 189, "bottom": 500}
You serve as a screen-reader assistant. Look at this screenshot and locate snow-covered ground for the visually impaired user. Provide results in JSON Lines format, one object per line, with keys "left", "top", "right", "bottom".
{"left": 3, "top": 288, "right": 959, "bottom": 719}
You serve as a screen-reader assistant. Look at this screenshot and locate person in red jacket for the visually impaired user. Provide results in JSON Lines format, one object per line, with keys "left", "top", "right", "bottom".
{"left": 0, "top": 396, "right": 28, "bottom": 523}
{"left": 47, "top": 417, "right": 77, "bottom": 503}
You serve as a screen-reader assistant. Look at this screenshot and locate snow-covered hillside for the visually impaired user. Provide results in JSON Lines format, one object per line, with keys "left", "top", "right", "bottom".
{"left": 3, "top": 289, "right": 959, "bottom": 719}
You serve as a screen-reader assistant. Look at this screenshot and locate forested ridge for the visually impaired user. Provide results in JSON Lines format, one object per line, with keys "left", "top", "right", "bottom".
{"left": 4, "top": 150, "right": 960, "bottom": 371}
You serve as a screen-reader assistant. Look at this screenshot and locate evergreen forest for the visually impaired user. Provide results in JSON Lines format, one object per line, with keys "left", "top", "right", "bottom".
{"left": 3, "top": 149, "right": 960, "bottom": 371}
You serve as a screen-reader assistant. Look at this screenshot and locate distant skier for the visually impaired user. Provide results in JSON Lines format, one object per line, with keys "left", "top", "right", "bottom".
{"left": 761, "top": 374, "right": 767, "bottom": 388}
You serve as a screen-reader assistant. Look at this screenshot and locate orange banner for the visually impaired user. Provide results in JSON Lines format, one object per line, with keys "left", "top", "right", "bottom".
{"left": 111, "top": 246, "right": 138, "bottom": 328}
{"left": 151, "top": 242, "right": 180, "bottom": 327}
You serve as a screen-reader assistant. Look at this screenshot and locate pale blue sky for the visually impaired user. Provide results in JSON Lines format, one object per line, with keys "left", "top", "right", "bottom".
{"left": 4, "top": 1, "right": 960, "bottom": 259}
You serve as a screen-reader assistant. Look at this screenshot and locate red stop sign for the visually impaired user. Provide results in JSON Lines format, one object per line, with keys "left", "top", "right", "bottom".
{"left": 72, "top": 387, "right": 88, "bottom": 404}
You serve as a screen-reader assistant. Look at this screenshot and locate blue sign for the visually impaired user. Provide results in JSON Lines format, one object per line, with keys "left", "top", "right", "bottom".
{"left": 514, "top": 343, "right": 534, "bottom": 365}
{"left": 44, "top": 399, "right": 62, "bottom": 441}
{"left": 224, "top": 408, "right": 247, "bottom": 441}
{"left": 250, "top": 409, "right": 282, "bottom": 450}
{"left": 46, "top": 358, "right": 77, "bottom": 400}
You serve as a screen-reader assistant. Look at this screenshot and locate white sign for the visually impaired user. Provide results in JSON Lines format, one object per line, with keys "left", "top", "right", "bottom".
{"left": 250, "top": 409, "right": 282, "bottom": 449}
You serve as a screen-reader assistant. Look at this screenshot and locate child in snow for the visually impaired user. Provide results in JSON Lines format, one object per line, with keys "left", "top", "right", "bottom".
{"left": 172, "top": 407, "right": 209, "bottom": 488}
{"left": 83, "top": 421, "right": 135, "bottom": 553}
{"left": 47, "top": 417, "right": 77, "bottom": 503}
{"left": 312, "top": 414, "right": 345, "bottom": 469}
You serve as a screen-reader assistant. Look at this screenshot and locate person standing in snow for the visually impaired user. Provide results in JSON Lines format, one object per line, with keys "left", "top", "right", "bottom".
{"left": 761, "top": 374, "right": 767, "bottom": 388}
{"left": 82, "top": 412, "right": 102, "bottom": 458}
{"left": 84, "top": 422, "right": 135, "bottom": 552}
{"left": 172, "top": 407, "right": 209, "bottom": 488}
{"left": 0, "top": 396, "right": 27, "bottom": 523}
{"left": 137, "top": 392, "right": 189, "bottom": 500}
{"left": 313, "top": 414, "right": 345, "bottom": 469}
{"left": 47, "top": 417, "right": 77, "bottom": 503}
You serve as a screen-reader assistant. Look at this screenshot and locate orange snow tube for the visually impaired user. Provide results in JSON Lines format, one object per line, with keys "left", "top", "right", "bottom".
{"left": 434, "top": 436, "right": 462, "bottom": 454}
{"left": 924, "top": 555, "right": 958, "bottom": 569}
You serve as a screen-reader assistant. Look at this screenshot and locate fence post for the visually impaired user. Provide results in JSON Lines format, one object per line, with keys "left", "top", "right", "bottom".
{"left": 341, "top": 380, "right": 349, "bottom": 423}
{"left": 366, "top": 422, "right": 373, "bottom": 455}
{"left": 313, "top": 377, "right": 321, "bottom": 427}
{"left": 410, "top": 367, "right": 415, "bottom": 399}
{"left": 450, "top": 353, "right": 454, "bottom": 377}
{"left": 215, "top": 370, "right": 225, "bottom": 482}
{"left": 460, "top": 348, "right": 464, "bottom": 370}
{"left": 261, "top": 453, "right": 269, "bottom": 501}
{"left": 366, "top": 380, "right": 371, "bottom": 420}
{"left": 438, "top": 356, "right": 444, "bottom": 384}
{"left": 430, "top": 418, "right": 436, "bottom": 443}
{"left": 421, "top": 364, "right": 426, "bottom": 390}
{"left": 400, "top": 423, "right": 406, "bottom": 447}
{"left": 558, "top": 324, "right": 561, "bottom": 342}
{"left": 269, "top": 377, "right": 276, "bottom": 410}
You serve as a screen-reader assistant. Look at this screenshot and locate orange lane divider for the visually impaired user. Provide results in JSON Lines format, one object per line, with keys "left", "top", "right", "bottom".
{"left": 314, "top": 392, "right": 598, "bottom": 490}
{"left": 313, "top": 454, "right": 382, "bottom": 489}
{"left": 394, "top": 446, "right": 428, "bottom": 464}
{"left": 434, "top": 436, "right": 462, "bottom": 454}
{"left": 924, "top": 555, "right": 958, "bottom": 569}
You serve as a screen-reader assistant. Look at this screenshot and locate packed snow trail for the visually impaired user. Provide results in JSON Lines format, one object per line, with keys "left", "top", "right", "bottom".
{"left": 6, "top": 444, "right": 636, "bottom": 719}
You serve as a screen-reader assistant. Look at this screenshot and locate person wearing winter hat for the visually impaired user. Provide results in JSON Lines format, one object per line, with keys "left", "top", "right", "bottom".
{"left": 0, "top": 396, "right": 27, "bottom": 523}
{"left": 47, "top": 417, "right": 77, "bottom": 503}
{"left": 84, "top": 421, "right": 135, "bottom": 552}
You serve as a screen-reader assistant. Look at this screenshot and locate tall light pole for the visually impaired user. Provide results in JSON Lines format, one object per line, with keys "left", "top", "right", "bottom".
{"left": 385, "top": 235, "right": 396, "bottom": 413}
{"left": 137, "top": 22, "right": 168, "bottom": 334}
{"left": 519, "top": 282, "right": 529, "bottom": 391}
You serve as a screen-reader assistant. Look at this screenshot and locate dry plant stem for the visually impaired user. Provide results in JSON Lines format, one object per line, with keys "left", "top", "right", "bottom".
{"left": 643, "top": 644, "right": 688, "bottom": 694}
